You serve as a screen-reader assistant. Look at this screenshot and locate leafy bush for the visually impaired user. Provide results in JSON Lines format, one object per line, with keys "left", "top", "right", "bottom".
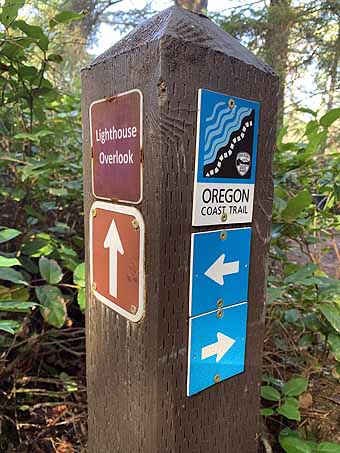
{"left": 0, "top": 0, "right": 85, "bottom": 335}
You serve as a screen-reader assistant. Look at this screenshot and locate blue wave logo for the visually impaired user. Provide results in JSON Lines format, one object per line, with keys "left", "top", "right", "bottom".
{"left": 203, "top": 104, "right": 252, "bottom": 166}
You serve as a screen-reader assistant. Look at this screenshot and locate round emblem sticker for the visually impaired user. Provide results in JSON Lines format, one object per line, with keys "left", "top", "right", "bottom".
{"left": 236, "top": 152, "right": 251, "bottom": 176}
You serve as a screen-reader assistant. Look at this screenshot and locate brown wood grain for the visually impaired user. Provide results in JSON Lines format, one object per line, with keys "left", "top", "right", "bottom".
{"left": 82, "top": 6, "right": 279, "bottom": 452}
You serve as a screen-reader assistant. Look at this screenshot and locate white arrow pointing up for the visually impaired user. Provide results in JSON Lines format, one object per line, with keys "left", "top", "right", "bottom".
{"left": 201, "top": 332, "right": 235, "bottom": 363}
{"left": 204, "top": 253, "right": 239, "bottom": 285}
{"left": 104, "top": 218, "right": 124, "bottom": 298}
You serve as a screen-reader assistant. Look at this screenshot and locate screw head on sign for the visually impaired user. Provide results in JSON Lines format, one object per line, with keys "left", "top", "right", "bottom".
{"left": 217, "top": 298, "right": 224, "bottom": 308}
{"left": 214, "top": 374, "right": 220, "bottom": 383}
{"left": 217, "top": 309, "right": 223, "bottom": 319}
{"left": 92, "top": 208, "right": 97, "bottom": 217}
{"left": 220, "top": 231, "right": 227, "bottom": 240}
{"left": 221, "top": 212, "right": 227, "bottom": 222}
{"left": 132, "top": 219, "right": 139, "bottom": 230}
{"left": 228, "top": 98, "right": 235, "bottom": 109}
{"left": 130, "top": 304, "right": 137, "bottom": 314}
{"left": 92, "top": 282, "right": 97, "bottom": 291}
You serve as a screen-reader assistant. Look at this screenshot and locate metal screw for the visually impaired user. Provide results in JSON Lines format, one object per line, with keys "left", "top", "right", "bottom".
{"left": 217, "top": 298, "right": 223, "bottom": 308}
{"left": 92, "top": 282, "right": 97, "bottom": 291}
{"left": 228, "top": 98, "right": 235, "bottom": 109}
{"left": 214, "top": 374, "right": 220, "bottom": 383}
{"left": 217, "top": 309, "right": 223, "bottom": 319}
{"left": 130, "top": 304, "right": 137, "bottom": 314}
{"left": 221, "top": 212, "right": 227, "bottom": 222}
{"left": 92, "top": 208, "right": 97, "bottom": 217}
{"left": 220, "top": 231, "right": 227, "bottom": 240}
{"left": 132, "top": 219, "right": 139, "bottom": 230}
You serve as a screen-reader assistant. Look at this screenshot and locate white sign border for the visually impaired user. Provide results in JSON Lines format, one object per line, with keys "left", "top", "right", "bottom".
{"left": 89, "top": 88, "right": 143, "bottom": 205}
{"left": 89, "top": 201, "right": 145, "bottom": 323}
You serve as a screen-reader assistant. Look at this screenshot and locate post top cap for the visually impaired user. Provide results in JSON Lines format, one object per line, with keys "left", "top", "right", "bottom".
{"left": 85, "top": 6, "right": 274, "bottom": 75}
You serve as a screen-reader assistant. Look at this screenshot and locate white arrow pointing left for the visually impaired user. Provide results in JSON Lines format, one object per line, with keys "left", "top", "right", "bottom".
{"left": 204, "top": 253, "right": 239, "bottom": 285}
{"left": 201, "top": 332, "right": 235, "bottom": 363}
{"left": 104, "top": 218, "right": 124, "bottom": 298}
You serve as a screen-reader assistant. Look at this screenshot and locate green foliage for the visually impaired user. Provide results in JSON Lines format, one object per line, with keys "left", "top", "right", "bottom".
{"left": 0, "top": 0, "right": 85, "bottom": 334}
{"left": 261, "top": 376, "right": 307, "bottom": 422}
{"left": 279, "top": 429, "right": 340, "bottom": 453}
{"left": 263, "top": 107, "right": 340, "bottom": 450}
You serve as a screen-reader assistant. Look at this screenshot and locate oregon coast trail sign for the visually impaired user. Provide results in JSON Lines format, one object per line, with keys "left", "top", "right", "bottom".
{"left": 89, "top": 89, "right": 143, "bottom": 203}
{"left": 192, "top": 89, "right": 260, "bottom": 226}
{"left": 89, "top": 201, "right": 145, "bottom": 322}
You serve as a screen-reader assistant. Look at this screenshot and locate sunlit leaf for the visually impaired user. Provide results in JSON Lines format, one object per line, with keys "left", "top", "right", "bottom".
{"left": 73, "top": 262, "right": 85, "bottom": 287}
{"left": 0, "top": 267, "right": 28, "bottom": 285}
{"left": 282, "top": 377, "right": 308, "bottom": 397}
{"left": 0, "top": 256, "right": 21, "bottom": 267}
{"left": 0, "top": 228, "right": 21, "bottom": 244}
{"left": 0, "top": 320, "right": 21, "bottom": 335}
{"left": 276, "top": 397, "right": 301, "bottom": 421}
{"left": 320, "top": 108, "right": 340, "bottom": 128}
{"left": 260, "top": 385, "right": 281, "bottom": 401}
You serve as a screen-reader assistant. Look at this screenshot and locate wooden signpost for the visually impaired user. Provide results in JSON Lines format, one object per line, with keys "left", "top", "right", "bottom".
{"left": 82, "top": 4, "right": 278, "bottom": 452}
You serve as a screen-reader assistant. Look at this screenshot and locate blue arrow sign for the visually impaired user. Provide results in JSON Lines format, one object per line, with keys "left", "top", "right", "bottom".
{"left": 187, "top": 302, "right": 248, "bottom": 397}
{"left": 190, "top": 227, "right": 251, "bottom": 317}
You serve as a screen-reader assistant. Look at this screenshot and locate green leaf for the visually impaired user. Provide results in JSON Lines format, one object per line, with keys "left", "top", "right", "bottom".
{"left": 0, "top": 301, "right": 37, "bottom": 313}
{"left": 316, "top": 442, "right": 340, "bottom": 452}
{"left": 0, "top": 256, "right": 21, "bottom": 267}
{"left": 14, "top": 20, "right": 49, "bottom": 50}
{"left": 35, "top": 285, "right": 66, "bottom": 328}
{"left": 282, "top": 377, "right": 308, "bottom": 397}
{"left": 21, "top": 234, "right": 54, "bottom": 258}
{"left": 276, "top": 397, "right": 301, "bottom": 421}
{"left": 77, "top": 287, "right": 85, "bottom": 312}
{"left": 73, "top": 262, "right": 85, "bottom": 287}
{"left": 17, "top": 65, "right": 38, "bottom": 80}
{"left": 285, "top": 309, "right": 300, "bottom": 323}
{"left": 320, "top": 304, "right": 340, "bottom": 333}
{"left": 328, "top": 333, "right": 340, "bottom": 362}
{"left": 320, "top": 108, "right": 340, "bottom": 128}
{"left": 0, "top": 228, "right": 21, "bottom": 244}
{"left": 281, "top": 190, "right": 312, "bottom": 223}
{"left": 47, "top": 53, "right": 63, "bottom": 63}
{"left": 298, "top": 107, "right": 317, "bottom": 117}
{"left": 0, "top": 267, "right": 28, "bottom": 285}
{"left": 296, "top": 107, "right": 317, "bottom": 116}
{"left": 260, "top": 408, "right": 275, "bottom": 416}
{"left": 0, "top": 320, "right": 21, "bottom": 335}
{"left": 14, "top": 130, "right": 53, "bottom": 142}
{"left": 0, "top": 285, "right": 29, "bottom": 301}
{"left": 0, "top": 0, "right": 25, "bottom": 27}
{"left": 280, "top": 434, "right": 313, "bottom": 453}
{"left": 39, "top": 256, "right": 63, "bottom": 284}
{"left": 260, "top": 385, "right": 281, "bottom": 401}
{"left": 50, "top": 11, "right": 84, "bottom": 28}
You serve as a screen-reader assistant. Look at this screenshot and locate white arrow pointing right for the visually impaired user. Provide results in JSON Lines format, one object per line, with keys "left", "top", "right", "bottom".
{"left": 201, "top": 332, "right": 235, "bottom": 363}
{"left": 104, "top": 218, "right": 124, "bottom": 299}
{"left": 204, "top": 253, "right": 239, "bottom": 285}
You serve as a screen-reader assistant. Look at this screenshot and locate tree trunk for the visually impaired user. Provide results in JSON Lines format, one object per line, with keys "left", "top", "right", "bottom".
{"left": 264, "top": 0, "right": 292, "bottom": 128}
{"left": 327, "top": 19, "right": 340, "bottom": 111}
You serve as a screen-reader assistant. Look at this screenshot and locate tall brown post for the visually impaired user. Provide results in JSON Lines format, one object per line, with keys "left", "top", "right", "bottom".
{"left": 82, "top": 6, "right": 278, "bottom": 452}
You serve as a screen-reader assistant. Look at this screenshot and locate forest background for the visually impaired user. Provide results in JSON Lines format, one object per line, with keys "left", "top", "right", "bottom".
{"left": 0, "top": 0, "right": 339, "bottom": 451}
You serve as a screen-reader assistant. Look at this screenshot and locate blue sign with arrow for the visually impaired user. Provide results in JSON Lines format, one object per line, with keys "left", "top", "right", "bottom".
{"left": 187, "top": 302, "right": 248, "bottom": 397}
{"left": 189, "top": 227, "right": 251, "bottom": 317}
